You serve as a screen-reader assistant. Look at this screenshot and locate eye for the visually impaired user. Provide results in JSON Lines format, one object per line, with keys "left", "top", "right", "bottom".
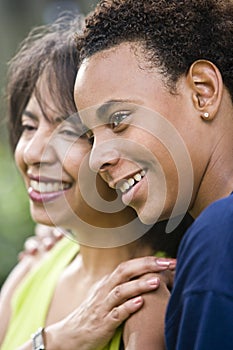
{"left": 85, "top": 130, "right": 94, "bottom": 145}
{"left": 60, "top": 129, "right": 80, "bottom": 137}
{"left": 21, "top": 120, "right": 37, "bottom": 135}
{"left": 22, "top": 124, "right": 37, "bottom": 132}
{"left": 58, "top": 122, "right": 86, "bottom": 139}
{"left": 109, "top": 111, "right": 130, "bottom": 130}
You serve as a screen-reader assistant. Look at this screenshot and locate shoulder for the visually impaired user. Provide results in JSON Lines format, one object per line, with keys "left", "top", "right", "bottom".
{"left": 176, "top": 194, "right": 233, "bottom": 293}
{"left": 181, "top": 194, "right": 233, "bottom": 253}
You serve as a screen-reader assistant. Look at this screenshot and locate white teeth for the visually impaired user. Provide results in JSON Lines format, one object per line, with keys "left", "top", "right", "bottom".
{"left": 47, "top": 183, "right": 54, "bottom": 192}
{"left": 122, "top": 182, "right": 130, "bottom": 192}
{"left": 30, "top": 180, "right": 70, "bottom": 193}
{"left": 119, "top": 170, "right": 146, "bottom": 194}
{"left": 39, "top": 183, "right": 47, "bottom": 193}
{"left": 134, "top": 173, "right": 142, "bottom": 182}
{"left": 128, "top": 178, "right": 135, "bottom": 186}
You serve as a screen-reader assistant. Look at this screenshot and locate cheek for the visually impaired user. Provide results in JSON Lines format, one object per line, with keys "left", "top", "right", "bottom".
{"left": 14, "top": 140, "right": 27, "bottom": 175}
{"left": 63, "top": 142, "right": 91, "bottom": 179}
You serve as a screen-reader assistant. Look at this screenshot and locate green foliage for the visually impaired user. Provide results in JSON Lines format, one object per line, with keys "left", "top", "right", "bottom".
{"left": 0, "top": 143, "right": 35, "bottom": 288}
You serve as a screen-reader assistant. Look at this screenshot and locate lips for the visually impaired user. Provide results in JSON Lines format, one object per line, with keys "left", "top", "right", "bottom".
{"left": 117, "top": 169, "right": 146, "bottom": 194}
{"left": 28, "top": 179, "right": 72, "bottom": 203}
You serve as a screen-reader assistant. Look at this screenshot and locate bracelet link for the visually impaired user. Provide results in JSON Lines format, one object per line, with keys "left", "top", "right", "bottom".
{"left": 31, "top": 327, "right": 45, "bottom": 350}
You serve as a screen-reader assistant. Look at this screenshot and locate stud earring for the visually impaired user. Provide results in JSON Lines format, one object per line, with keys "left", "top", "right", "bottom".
{"left": 203, "top": 112, "right": 209, "bottom": 119}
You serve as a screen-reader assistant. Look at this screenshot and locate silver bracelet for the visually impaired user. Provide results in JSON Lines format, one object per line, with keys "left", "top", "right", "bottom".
{"left": 31, "top": 327, "right": 45, "bottom": 350}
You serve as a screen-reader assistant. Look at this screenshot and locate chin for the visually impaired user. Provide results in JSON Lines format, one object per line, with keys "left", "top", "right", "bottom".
{"left": 30, "top": 209, "right": 55, "bottom": 227}
{"left": 135, "top": 199, "right": 165, "bottom": 225}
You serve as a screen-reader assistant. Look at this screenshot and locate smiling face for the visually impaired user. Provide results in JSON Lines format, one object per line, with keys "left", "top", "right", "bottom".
{"left": 15, "top": 76, "right": 92, "bottom": 228}
{"left": 75, "top": 43, "right": 211, "bottom": 224}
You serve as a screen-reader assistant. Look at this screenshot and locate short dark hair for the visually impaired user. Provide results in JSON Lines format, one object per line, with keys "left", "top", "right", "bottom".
{"left": 7, "top": 13, "right": 83, "bottom": 151}
{"left": 77, "top": 0, "right": 233, "bottom": 98}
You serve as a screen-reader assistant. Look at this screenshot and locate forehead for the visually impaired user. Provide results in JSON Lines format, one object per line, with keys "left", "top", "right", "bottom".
{"left": 26, "top": 71, "right": 71, "bottom": 122}
{"left": 74, "top": 42, "right": 167, "bottom": 113}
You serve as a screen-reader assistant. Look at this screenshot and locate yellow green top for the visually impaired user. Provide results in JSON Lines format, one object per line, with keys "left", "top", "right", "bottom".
{"left": 1, "top": 238, "right": 122, "bottom": 350}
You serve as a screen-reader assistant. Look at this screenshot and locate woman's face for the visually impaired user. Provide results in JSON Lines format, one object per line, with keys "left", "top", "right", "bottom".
{"left": 75, "top": 43, "right": 209, "bottom": 225}
{"left": 14, "top": 79, "right": 91, "bottom": 228}
{"left": 15, "top": 75, "right": 139, "bottom": 247}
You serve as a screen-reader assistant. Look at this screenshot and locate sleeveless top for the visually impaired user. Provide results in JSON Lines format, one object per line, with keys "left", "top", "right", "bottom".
{"left": 1, "top": 238, "right": 122, "bottom": 349}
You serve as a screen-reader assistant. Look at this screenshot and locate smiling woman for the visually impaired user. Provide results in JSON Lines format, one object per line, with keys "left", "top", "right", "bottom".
{"left": 74, "top": 0, "right": 233, "bottom": 349}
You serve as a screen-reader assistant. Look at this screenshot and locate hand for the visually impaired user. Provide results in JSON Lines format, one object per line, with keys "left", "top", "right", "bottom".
{"left": 18, "top": 225, "right": 64, "bottom": 261}
{"left": 43, "top": 257, "right": 175, "bottom": 350}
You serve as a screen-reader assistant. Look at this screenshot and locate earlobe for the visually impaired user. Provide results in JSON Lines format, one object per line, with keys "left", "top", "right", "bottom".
{"left": 188, "top": 60, "right": 223, "bottom": 121}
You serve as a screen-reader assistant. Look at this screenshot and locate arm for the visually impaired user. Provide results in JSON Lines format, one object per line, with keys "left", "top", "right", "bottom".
{"left": 123, "top": 283, "right": 170, "bottom": 350}
{"left": 0, "top": 224, "right": 62, "bottom": 345}
{"left": 0, "top": 256, "right": 37, "bottom": 344}
{"left": 123, "top": 267, "right": 175, "bottom": 350}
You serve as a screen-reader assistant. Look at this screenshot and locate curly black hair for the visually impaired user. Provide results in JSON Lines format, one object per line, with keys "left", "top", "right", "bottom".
{"left": 7, "top": 12, "right": 83, "bottom": 151}
{"left": 77, "top": 0, "right": 233, "bottom": 98}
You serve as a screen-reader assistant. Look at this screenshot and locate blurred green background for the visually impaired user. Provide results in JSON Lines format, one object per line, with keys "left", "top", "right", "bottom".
{"left": 0, "top": 0, "right": 98, "bottom": 288}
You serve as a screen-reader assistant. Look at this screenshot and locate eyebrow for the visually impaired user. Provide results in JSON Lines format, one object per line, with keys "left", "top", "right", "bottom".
{"left": 22, "top": 110, "right": 38, "bottom": 120}
{"left": 96, "top": 99, "right": 138, "bottom": 120}
{"left": 22, "top": 110, "right": 81, "bottom": 126}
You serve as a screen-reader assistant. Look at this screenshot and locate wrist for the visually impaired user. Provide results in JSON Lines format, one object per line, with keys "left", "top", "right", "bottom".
{"left": 43, "top": 323, "right": 86, "bottom": 350}
{"left": 43, "top": 326, "right": 62, "bottom": 350}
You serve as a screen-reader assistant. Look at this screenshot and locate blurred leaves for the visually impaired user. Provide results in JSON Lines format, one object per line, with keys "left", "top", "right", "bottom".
{"left": 0, "top": 143, "right": 35, "bottom": 287}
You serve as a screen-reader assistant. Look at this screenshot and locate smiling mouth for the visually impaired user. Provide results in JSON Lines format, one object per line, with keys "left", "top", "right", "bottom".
{"left": 30, "top": 180, "right": 71, "bottom": 193}
{"left": 117, "top": 170, "right": 146, "bottom": 194}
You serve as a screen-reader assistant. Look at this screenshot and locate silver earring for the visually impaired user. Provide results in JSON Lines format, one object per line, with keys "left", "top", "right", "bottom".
{"left": 203, "top": 112, "right": 209, "bottom": 119}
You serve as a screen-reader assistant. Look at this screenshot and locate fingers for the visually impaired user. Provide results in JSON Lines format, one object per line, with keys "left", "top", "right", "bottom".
{"left": 110, "top": 256, "right": 176, "bottom": 286}
{"left": 107, "top": 296, "right": 144, "bottom": 326}
{"left": 35, "top": 226, "right": 64, "bottom": 251}
{"left": 106, "top": 275, "right": 160, "bottom": 310}
{"left": 19, "top": 225, "right": 65, "bottom": 261}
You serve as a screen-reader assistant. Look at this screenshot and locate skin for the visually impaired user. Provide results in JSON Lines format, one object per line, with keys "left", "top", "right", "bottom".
{"left": 3, "top": 72, "right": 175, "bottom": 350}
{"left": 75, "top": 42, "right": 233, "bottom": 224}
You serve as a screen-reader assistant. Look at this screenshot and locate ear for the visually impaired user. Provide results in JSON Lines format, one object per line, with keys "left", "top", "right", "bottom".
{"left": 187, "top": 60, "right": 223, "bottom": 120}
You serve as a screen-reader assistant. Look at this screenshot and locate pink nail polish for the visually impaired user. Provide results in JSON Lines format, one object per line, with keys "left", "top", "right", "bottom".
{"left": 147, "top": 277, "right": 160, "bottom": 287}
{"left": 156, "top": 258, "right": 172, "bottom": 267}
{"left": 132, "top": 296, "right": 143, "bottom": 305}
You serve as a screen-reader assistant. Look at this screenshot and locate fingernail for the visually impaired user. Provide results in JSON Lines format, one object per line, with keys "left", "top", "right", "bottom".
{"left": 132, "top": 296, "right": 143, "bottom": 305}
{"left": 147, "top": 277, "right": 160, "bottom": 287}
{"left": 156, "top": 258, "right": 172, "bottom": 267}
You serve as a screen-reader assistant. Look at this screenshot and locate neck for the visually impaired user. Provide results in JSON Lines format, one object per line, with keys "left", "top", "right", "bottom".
{"left": 190, "top": 130, "right": 233, "bottom": 218}
{"left": 78, "top": 241, "right": 153, "bottom": 279}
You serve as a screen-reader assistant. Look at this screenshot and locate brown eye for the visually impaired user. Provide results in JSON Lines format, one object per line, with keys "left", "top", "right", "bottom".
{"left": 109, "top": 111, "right": 130, "bottom": 130}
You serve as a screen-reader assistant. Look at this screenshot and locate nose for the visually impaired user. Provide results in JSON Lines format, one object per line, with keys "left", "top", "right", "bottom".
{"left": 89, "top": 134, "right": 120, "bottom": 173}
{"left": 23, "top": 127, "right": 56, "bottom": 167}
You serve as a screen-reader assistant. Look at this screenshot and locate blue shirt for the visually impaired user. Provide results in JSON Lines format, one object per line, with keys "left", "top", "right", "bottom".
{"left": 165, "top": 194, "right": 233, "bottom": 349}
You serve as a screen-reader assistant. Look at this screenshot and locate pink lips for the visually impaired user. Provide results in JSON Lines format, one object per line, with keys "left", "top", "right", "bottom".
{"left": 27, "top": 174, "right": 71, "bottom": 204}
{"left": 28, "top": 187, "right": 67, "bottom": 203}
